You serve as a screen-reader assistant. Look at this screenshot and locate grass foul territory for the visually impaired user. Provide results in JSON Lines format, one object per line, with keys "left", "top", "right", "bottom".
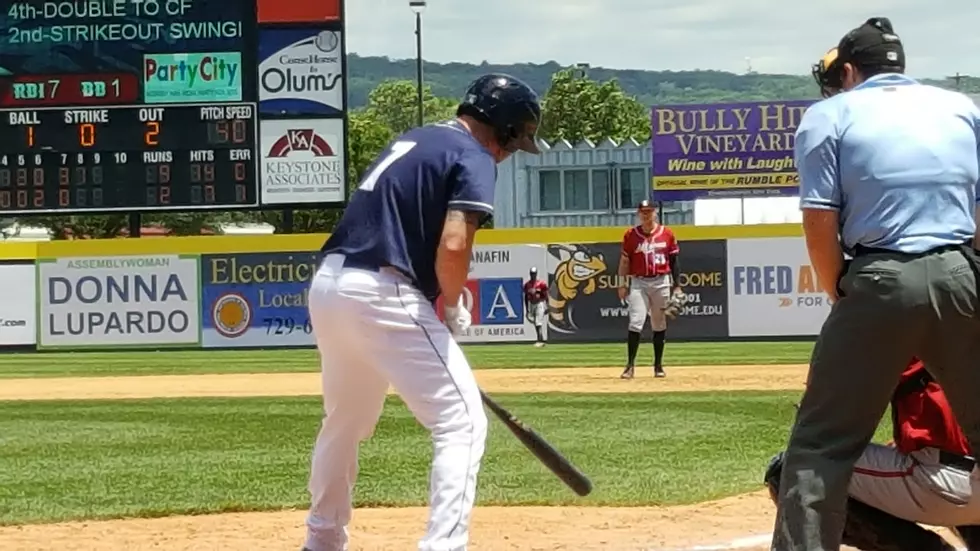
{"left": 0, "top": 391, "right": 891, "bottom": 526}
{"left": 0, "top": 341, "right": 815, "bottom": 378}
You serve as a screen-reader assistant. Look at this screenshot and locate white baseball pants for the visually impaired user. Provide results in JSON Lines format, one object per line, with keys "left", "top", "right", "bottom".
{"left": 303, "top": 254, "right": 488, "bottom": 551}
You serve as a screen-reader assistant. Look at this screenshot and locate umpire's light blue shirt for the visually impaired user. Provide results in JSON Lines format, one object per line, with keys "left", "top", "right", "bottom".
{"left": 796, "top": 73, "right": 980, "bottom": 254}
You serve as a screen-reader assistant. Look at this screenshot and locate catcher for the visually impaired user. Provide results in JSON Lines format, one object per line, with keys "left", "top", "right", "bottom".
{"left": 765, "top": 358, "right": 980, "bottom": 551}
{"left": 616, "top": 199, "right": 684, "bottom": 379}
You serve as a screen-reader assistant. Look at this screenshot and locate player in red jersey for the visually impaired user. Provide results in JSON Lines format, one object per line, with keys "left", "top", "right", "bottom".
{"left": 616, "top": 200, "right": 681, "bottom": 379}
{"left": 523, "top": 267, "right": 549, "bottom": 347}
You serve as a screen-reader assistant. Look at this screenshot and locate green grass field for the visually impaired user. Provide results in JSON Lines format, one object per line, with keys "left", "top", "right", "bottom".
{"left": 0, "top": 341, "right": 815, "bottom": 378}
{"left": 0, "top": 341, "right": 862, "bottom": 527}
{"left": 0, "top": 392, "right": 826, "bottom": 525}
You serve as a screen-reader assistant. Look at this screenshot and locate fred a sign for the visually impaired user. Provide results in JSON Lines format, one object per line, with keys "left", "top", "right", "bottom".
{"left": 38, "top": 255, "right": 201, "bottom": 349}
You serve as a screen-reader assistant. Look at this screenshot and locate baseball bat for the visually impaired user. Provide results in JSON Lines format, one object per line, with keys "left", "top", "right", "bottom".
{"left": 479, "top": 389, "right": 593, "bottom": 497}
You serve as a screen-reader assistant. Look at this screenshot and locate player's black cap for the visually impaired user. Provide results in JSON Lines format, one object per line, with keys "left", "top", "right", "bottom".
{"left": 836, "top": 17, "right": 905, "bottom": 72}
{"left": 457, "top": 73, "right": 542, "bottom": 154}
{"left": 637, "top": 199, "right": 655, "bottom": 211}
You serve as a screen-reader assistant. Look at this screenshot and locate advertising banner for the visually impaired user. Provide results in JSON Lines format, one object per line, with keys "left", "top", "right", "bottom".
{"left": 143, "top": 52, "right": 243, "bottom": 104}
{"left": 259, "top": 28, "right": 344, "bottom": 116}
{"left": 434, "top": 245, "right": 547, "bottom": 343}
{"left": 200, "top": 251, "right": 318, "bottom": 348}
{"left": 727, "top": 237, "right": 831, "bottom": 337}
{"left": 0, "top": 261, "right": 37, "bottom": 346}
{"left": 651, "top": 100, "right": 816, "bottom": 200}
{"left": 545, "top": 240, "right": 728, "bottom": 342}
{"left": 38, "top": 255, "right": 201, "bottom": 349}
{"left": 258, "top": 0, "right": 340, "bottom": 23}
{"left": 260, "top": 118, "right": 345, "bottom": 204}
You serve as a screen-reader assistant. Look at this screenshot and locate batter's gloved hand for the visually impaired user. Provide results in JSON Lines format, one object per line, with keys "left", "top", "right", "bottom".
{"left": 443, "top": 296, "right": 472, "bottom": 336}
{"left": 663, "top": 288, "right": 687, "bottom": 319}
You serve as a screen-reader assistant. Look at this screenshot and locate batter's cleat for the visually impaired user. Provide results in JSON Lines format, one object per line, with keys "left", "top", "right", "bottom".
{"left": 621, "top": 365, "right": 635, "bottom": 379}
{"left": 534, "top": 341, "right": 546, "bottom": 348}
{"left": 654, "top": 366, "right": 666, "bottom": 378}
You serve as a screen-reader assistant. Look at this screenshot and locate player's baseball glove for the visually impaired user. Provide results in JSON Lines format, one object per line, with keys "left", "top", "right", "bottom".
{"left": 663, "top": 289, "right": 687, "bottom": 319}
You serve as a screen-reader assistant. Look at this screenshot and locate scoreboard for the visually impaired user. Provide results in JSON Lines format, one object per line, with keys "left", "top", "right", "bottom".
{"left": 0, "top": 103, "right": 257, "bottom": 211}
{"left": 0, "top": 0, "right": 318, "bottom": 215}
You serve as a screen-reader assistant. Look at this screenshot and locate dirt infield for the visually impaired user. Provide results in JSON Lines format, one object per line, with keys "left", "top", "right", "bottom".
{"left": 0, "top": 363, "right": 871, "bottom": 550}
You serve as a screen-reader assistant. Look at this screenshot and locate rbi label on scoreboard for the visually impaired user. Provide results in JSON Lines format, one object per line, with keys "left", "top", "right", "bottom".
{"left": 260, "top": 118, "right": 345, "bottom": 205}
{"left": 259, "top": 29, "right": 343, "bottom": 116}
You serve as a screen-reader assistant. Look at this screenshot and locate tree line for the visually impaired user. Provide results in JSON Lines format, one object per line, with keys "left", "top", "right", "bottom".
{"left": 7, "top": 68, "right": 654, "bottom": 239}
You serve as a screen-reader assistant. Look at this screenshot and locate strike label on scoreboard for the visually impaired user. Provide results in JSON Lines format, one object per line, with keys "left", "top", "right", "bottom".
{"left": 0, "top": 103, "right": 259, "bottom": 213}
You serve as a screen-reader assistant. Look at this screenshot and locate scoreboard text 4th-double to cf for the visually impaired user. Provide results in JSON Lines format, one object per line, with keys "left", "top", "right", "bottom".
{"left": 0, "top": 0, "right": 270, "bottom": 214}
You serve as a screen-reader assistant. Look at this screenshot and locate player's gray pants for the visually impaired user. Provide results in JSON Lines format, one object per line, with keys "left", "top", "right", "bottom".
{"left": 849, "top": 444, "right": 980, "bottom": 527}
{"left": 627, "top": 275, "right": 671, "bottom": 332}
{"left": 526, "top": 301, "right": 546, "bottom": 327}
{"left": 772, "top": 247, "right": 980, "bottom": 550}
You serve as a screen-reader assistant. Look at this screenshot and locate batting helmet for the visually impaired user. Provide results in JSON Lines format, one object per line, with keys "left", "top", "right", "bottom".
{"left": 457, "top": 74, "right": 542, "bottom": 154}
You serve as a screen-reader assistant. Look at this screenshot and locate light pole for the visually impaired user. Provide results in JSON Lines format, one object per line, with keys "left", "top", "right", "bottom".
{"left": 409, "top": 0, "right": 426, "bottom": 127}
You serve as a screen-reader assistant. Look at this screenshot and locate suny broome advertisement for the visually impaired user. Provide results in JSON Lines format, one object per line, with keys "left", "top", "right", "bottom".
{"left": 650, "top": 100, "right": 816, "bottom": 200}
{"left": 37, "top": 255, "right": 201, "bottom": 349}
{"left": 545, "top": 240, "right": 729, "bottom": 342}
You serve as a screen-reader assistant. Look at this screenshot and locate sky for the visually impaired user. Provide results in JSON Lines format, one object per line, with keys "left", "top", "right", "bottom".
{"left": 344, "top": 0, "right": 980, "bottom": 79}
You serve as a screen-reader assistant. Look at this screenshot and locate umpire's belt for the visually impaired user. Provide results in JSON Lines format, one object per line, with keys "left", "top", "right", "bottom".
{"left": 939, "top": 450, "right": 976, "bottom": 472}
{"left": 852, "top": 242, "right": 971, "bottom": 257}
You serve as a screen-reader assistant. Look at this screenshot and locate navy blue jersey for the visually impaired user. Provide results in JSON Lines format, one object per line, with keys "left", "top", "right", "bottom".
{"left": 322, "top": 120, "right": 497, "bottom": 301}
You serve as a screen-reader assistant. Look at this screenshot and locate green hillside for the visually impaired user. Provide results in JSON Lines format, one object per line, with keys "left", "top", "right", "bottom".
{"left": 346, "top": 54, "right": 979, "bottom": 106}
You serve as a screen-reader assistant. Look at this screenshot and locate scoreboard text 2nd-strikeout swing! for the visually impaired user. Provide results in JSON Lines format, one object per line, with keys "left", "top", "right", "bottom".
{"left": 0, "top": 0, "right": 337, "bottom": 214}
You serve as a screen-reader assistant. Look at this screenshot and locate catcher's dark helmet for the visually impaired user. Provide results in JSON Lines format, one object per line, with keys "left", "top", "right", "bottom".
{"left": 812, "top": 47, "right": 843, "bottom": 98}
{"left": 457, "top": 73, "right": 542, "bottom": 154}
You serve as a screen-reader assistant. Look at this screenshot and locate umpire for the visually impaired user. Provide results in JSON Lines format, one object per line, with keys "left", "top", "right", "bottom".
{"left": 772, "top": 17, "right": 980, "bottom": 550}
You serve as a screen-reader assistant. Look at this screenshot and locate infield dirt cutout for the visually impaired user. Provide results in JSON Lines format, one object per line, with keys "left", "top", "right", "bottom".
{"left": 0, "top": 364, "right": 835, "bottom": 550}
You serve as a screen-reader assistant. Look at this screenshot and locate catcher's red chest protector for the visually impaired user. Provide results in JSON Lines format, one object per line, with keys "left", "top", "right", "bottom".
{"left": 892, "top": 360, "right": 972, "bottom": 457}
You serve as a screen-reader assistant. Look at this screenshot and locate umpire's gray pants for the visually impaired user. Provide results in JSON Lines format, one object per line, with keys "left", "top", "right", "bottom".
{"left": 772, "top": 247, "right": 980, "bottom": 551}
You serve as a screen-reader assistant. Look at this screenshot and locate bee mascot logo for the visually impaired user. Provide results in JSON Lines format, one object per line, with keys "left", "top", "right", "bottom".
{"left": 547, "top": 244, "right": 607, "bottom": 334}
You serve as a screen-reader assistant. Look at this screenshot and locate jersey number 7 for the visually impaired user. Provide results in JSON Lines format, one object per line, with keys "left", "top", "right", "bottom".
{"left": 358, "top": 140, "right": 417, "bottom": 192}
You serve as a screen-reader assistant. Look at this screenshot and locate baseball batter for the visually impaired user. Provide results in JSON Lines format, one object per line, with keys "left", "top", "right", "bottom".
{"left": 766, "top": 358, "right": 980, "bottom": 550}
{"left": 302, "top": 74, "right": 542, "bottom": 551}
{"left": 617, "top": 199, "right": 681, "bottom": 379}
{"left": 523, "top": 267, "right": 548, "bottom": 347}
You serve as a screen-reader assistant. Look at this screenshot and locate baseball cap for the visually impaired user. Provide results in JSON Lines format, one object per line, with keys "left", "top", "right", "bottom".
{"left": 637, "top": 199, "right": 655, "bottom": 211}
{"left": 836, "top": 17, "right": 905, "bottom": 71}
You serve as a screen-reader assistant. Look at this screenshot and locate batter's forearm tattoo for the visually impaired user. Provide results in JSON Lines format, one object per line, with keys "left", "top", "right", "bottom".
{"left": 446, "top": 209, "right": 482, "bottom": 228}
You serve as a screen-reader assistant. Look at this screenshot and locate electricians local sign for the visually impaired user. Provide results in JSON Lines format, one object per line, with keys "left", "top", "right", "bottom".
{"left": 38, "top": 255, "right": 201, "bottom": 349}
